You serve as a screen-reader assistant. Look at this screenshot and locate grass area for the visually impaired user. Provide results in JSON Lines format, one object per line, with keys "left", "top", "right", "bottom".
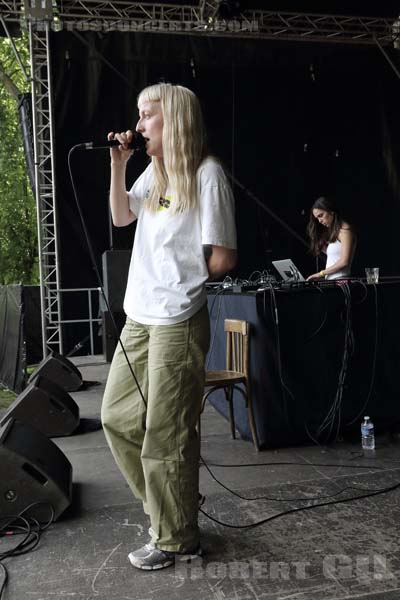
{"left": 0, "top": 365, "right": 37, "bottom": 410}
{"left": 0, "top": 386, "right": 16, "bottom": 409}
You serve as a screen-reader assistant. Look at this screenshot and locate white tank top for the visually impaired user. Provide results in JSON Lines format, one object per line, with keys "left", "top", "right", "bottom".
{"left": 325, "top": 240, "right": 351, "bottom": 280}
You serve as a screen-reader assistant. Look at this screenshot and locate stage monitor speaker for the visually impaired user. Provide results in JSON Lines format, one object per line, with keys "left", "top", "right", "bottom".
{"left": 0, "top": 418, "right": 72, "bottom": 521}
{"left": 28, "top": 350, "right": 82, "bottom": 392}
{"left": 0, "top": 376, "right": 80, "bottom": 437}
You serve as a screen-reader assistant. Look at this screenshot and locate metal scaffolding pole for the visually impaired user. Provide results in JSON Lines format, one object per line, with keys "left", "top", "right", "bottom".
{"left": 29, "top": 20, "right": 63, "bottom": 357}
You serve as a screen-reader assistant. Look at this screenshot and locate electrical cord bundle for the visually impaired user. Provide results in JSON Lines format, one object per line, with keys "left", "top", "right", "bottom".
{"left": 259, "top": 279, "right": 361, "bottom": 446}
{"left": 309, "top": 281, "right": 355, "bottom": 444}
{"left": 259, "top": 281, "right": 297, "bottom": 429}
{"left": 260, "top": 282, "right": 333, "bottom": 433}
{"left": 245, "top": 270, "right": 276, "bottom": 286}
{"left": 0, "top": 502, "right": 54, "bottom": 599}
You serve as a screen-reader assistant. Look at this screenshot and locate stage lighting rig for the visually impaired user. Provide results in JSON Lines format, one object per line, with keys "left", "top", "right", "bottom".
{"left": 23, "top": 0, "right": 53, "bottom": 19}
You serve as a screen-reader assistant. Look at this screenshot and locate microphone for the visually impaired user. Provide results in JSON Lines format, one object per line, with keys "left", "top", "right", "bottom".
{"left": 81, "top": 133, "right": 146, "bottom": 151}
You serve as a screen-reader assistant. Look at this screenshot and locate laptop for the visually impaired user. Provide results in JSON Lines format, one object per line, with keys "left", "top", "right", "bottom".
{"left": 272, "top": 259, "right": 305, "bottom": 282}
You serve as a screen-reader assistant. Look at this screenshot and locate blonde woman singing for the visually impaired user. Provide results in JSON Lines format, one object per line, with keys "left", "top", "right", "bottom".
{"left": 101, "top": 83, "right": 237, "bottom": 571}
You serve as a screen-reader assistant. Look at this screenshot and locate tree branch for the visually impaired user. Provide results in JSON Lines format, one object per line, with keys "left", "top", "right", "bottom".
{"left": 0, "top": 59, "right": 21, "bottom": 100}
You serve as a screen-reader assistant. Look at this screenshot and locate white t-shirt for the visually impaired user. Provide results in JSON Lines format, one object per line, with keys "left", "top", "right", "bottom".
{"left": 124, "top": 157, "right": 237, "bottom": 325}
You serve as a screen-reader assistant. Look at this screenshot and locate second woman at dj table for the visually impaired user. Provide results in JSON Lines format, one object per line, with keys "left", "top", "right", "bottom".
{"left": 306, "top": 196, "right": 356, "bottom": 281}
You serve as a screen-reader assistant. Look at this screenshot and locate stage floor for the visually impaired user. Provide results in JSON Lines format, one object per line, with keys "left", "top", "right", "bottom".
{"left": 2, "top": 354, "right": 400, "bottom": 600}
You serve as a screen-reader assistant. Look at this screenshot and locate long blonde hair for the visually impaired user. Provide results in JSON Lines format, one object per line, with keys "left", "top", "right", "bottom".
{"left": 137, "top": 83, "right": 208, "bottom": 213}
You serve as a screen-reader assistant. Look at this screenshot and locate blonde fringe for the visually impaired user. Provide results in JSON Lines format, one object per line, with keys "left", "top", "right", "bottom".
{"left": 137, "top": 83, "right": 207, "bottom": 214}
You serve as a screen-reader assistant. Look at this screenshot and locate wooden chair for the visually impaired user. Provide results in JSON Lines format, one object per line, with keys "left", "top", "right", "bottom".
{"left": 200, "top": 319, "right": 260, "bottom": 450}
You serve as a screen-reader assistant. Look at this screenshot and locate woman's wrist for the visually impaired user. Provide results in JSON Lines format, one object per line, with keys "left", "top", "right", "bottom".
{"left": 319, "top": 270, "right": 326, "bottom": 277}
{"left": 110, "top": 160, "right": 128, "bottom": 168}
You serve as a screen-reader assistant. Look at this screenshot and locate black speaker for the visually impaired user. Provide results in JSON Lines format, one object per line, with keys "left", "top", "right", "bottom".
{"left": 28, "top": 351, "right": 82, "bottom": 392}
{"left": 101, "top": 310, "right": 126, "bottom": 362}
{"left": 101, "top": 250, "right": 131, "bottom": 312}
{"left": 0, "top": 419, "right": 72, "bottom": 521}
{"left": 0, "top": 376, "right": 80, "bottom": 437}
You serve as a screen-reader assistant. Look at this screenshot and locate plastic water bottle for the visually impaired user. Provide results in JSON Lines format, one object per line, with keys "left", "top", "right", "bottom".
{"left": 361, "top": 416, "right": 375, "bottom": 451}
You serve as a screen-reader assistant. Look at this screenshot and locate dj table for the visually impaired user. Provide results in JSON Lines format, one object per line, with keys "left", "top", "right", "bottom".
{"left": 206, "top": 280, "right": 400, "bottom": 448}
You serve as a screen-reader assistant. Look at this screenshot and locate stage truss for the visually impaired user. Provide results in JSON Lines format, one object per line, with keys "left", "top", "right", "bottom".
{"left": 1, "top": 0, "right": 398, "bottom": 356}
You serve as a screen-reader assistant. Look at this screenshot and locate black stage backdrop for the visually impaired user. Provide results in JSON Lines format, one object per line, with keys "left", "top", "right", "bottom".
{"left": 50, "top": 31, "right": 400, "bottom": 353}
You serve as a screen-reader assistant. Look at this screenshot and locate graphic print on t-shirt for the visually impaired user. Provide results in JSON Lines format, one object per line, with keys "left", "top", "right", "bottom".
{"left": 158, "top": 195, "right": 171, "bottom": 210}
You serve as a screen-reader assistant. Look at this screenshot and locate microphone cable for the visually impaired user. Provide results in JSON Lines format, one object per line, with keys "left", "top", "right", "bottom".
{"left": 200, "top": 455, "right": 389, "bottom": 503}
{"left": 199, "top": 476, "right": 400, "bottom": 530}
{"left": 67, "top": 144, "right": 147, "bottom": 408}
{"left": 199, "top": 455, "right": 400, "bottom": 530}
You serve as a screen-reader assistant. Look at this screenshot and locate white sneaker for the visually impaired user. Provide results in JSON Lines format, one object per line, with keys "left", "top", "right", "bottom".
{"left": 128, "top": 544, "right": 202, "bottom": 571}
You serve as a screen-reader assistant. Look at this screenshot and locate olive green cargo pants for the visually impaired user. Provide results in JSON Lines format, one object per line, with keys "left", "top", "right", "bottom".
{"left": 101, "top": 304, "right": 210, "bottom": 553}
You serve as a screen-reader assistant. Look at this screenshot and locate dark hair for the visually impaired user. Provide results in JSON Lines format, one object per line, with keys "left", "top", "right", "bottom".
{"left": 307, "top": 196, "right": 348, "bottom": 256}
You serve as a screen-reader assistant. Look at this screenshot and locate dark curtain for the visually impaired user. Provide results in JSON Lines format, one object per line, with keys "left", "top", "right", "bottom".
{"left": 0, "top": 285, "right": 26, "bottom": 393}
{"left": 23, "top": 285, "right": 43, "bottom": 365}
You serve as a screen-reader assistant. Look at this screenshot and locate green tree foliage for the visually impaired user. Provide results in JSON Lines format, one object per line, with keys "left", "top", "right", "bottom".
{"left": 0, "top": 34, "right": 38, "bottom": 284}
